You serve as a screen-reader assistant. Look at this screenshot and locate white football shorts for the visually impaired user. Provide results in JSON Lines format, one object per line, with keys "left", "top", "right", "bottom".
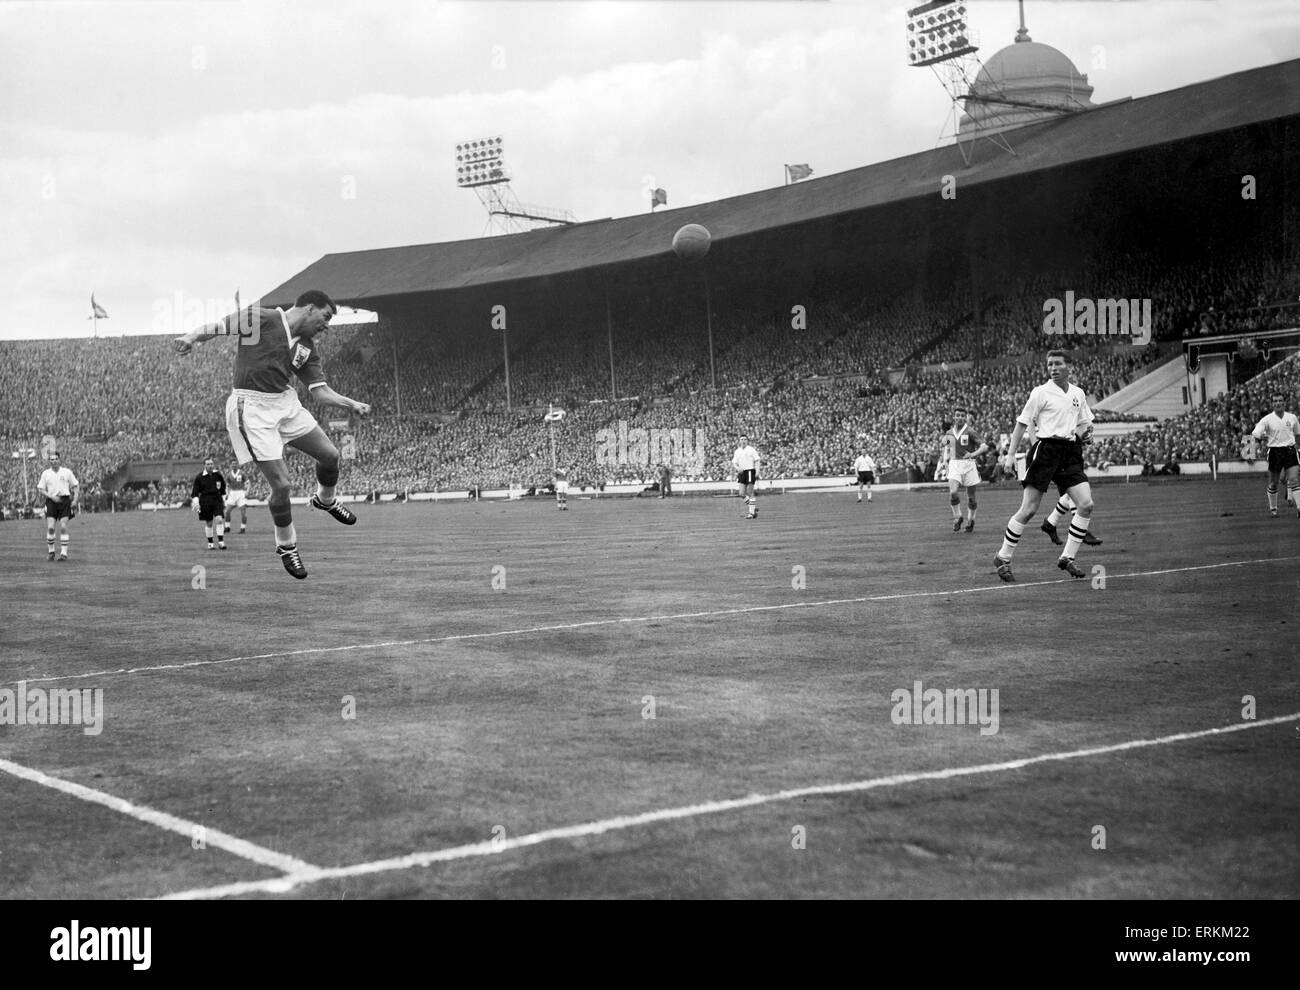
{"left": 226, "top": 389, "right": 319, "bottom": 463}
{"left": 948, "top": 458, "right": 981, "bottom": 488}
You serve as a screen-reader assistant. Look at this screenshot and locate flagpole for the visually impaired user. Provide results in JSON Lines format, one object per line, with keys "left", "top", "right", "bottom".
{"left": 548, "top": 405, "right": 558, "bottom": 475}
{"left": 784, "top": 165, "right": 788, "bottom": 187}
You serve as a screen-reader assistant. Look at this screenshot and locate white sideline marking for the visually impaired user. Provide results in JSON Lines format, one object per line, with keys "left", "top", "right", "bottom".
{"left": 0, "top": 756, "right": 319, "bottom": 877}
{"left": 15, "top": 555, "right": 1300, "bottom": 686}
{"left": 158, "top": 712, "right": 1300, "bottom": 900}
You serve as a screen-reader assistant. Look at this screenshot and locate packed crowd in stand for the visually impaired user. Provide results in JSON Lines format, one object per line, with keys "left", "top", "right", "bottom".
{"left": 1088, "top": 354, "right": 1300, "bottom": 471}
{"left": 2, "top": 247, "right": 1298, "bottom": 511}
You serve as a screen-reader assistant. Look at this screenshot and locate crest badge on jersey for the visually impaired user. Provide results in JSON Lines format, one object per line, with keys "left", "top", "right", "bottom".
{"left": 292, "top": 343, "right": 311, "bottom": 369}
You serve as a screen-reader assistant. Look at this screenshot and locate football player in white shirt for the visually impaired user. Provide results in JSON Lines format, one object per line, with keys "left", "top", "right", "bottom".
{"left": 36, "top": 452, "right": 79, "bottom": 561}
{"left": 1250, "top": 391, "right": 1300, "bottom": 517}
{"left": 852, "top": 448, "right": 876, "bottom": 502}
{"left": 733, "top": 436, "right": 761, "bottom": 519}
{"left": 554, "top": 467, "right": 569, "bottom": 511}
{"left": 995, "top": 350, "right": 1096, "bottom": 582}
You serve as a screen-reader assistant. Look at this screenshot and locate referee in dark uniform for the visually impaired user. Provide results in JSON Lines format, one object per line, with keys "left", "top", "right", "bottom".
{"left": 191, "top": 457, "right": 228, "bottom": 550}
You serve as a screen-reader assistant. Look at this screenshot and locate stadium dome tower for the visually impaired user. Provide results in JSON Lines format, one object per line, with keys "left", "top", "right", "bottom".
{"left": 958, "top": 2, "right": 1095, "bottom": 139}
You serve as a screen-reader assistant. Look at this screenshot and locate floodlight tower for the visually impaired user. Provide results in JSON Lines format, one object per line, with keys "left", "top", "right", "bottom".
{"left": 906, "top": 2, "right": 1004, "bottom": 164}
{"left": 909, "top": 1, "right": 1092, "bottom": 165}
{"left": 455, "top": 136, "right": 576, "bottom": 235}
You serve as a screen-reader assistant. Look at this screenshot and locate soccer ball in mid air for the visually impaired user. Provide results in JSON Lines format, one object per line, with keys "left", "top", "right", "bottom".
{"left": 672, "top": 224, "right": 711, "bottom": 261}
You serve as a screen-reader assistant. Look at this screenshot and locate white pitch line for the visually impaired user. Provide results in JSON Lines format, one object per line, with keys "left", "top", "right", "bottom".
{"left": 16, "top": 554, "right": 1300, "bottom": 687}
{"left": 0, "top": 756, "right": 319, "bottom": 877}
{"left": 158, "top": 711, "right": 1300, "bottom": 900}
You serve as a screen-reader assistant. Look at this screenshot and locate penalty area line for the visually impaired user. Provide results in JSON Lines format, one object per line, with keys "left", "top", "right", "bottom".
{"left": 16, "top": 554, "right": 1300, "bottom": 686}
{"left": 156, "top": 712, "right": 1300, "bottom": 900}
{"left": 0, "top": 756, "right": 319, "bottom": 878}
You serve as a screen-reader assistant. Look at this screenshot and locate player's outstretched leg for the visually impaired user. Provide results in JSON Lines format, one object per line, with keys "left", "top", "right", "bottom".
{"left": 297, "top": 434, "right": 356, "bottom": 525}
{"left": 258, "top": 459, "right": 306, "bottom": 578}
{"left": 1057, "top": 483, "right": 1093, "bottom": 578}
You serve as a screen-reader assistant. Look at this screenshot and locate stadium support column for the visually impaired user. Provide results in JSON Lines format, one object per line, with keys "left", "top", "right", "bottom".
{"left": 392, "top": 333, "right": 402, "bottom": 419}
{"left": 502, "top": 322, "right": 512, "bottom": 410}
{"left": 705, "top": 270, "right": 717, "bottom": 390}
{"left": 606, "top": 292, "right": 617, "bottom": 401}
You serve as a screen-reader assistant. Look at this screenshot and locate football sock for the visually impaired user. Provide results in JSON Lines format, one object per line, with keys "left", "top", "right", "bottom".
{"left": 1046, "top": 499, "right": 1069, "bottom": 527}
{"left": 1063, "top": 516, "right": 1091, "bottom": 559}
{"left": 215, "top": 519, "right": 225, "bottom": 537}
{"left": 316, "top": 483, "right": 336, "bottom": 505}
{"left": 275, "top": 523, "right": 297, "bottom": 547}
{"left": 1267, "top": 485, "right": 1278, "bottom": 511}
{"left": 47, "top": 537, "right": 55, "bottom": 554}
{"left": 59, "top": 534, "right": 69, "bottom": 556}
{"left": 999, "top": 518, "right": 1025, "bottom": 560}
{"left": 950, "top": 494, "right": 962, "bottom": 520}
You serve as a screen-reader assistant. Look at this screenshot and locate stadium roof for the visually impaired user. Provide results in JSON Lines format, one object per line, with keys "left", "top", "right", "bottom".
{"left": 265, "top": 58, "right": 1300, "bottom": 308}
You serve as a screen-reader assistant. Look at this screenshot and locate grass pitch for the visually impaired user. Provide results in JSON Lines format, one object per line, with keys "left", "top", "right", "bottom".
{"left": 1, "top": 477, "right": 1296, "bottom": 899}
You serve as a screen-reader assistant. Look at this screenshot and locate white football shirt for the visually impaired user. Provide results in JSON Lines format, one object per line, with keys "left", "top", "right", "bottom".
{"left": 37, "top": 466, "right": 78, "bottom": 499}
{"left": 1251, "top": 412, "right": 1300, "bottom": 448}
{"left": 1018, "top": 382, "right": 1093, "bottom": 440}
{"left": 732, "top": 445, "right": 761, "bottom": 472}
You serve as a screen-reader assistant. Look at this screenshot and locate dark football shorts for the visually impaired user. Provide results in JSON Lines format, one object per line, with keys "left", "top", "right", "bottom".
{"left": 1023, "top": 437, "right": 1089, "bottom": 495}
{"left": 198, "top": 496, "right": 225, "bottom": 522}
{"left": 857, "top": 471, "right": 875, "bottom": 484}
{"left": 1267, "top": 446, "right": 1299, "bottom": 473}
{"left": 737, "top": 470, "right": 756, "bottom": 486}
{"left": 44, "top": 496, "right": 72, "bottom": 520}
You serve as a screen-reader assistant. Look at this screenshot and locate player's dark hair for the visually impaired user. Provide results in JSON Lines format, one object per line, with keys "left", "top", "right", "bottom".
{"left": 1046, "top": 349, "right": 1071, "bottom": 364}
{"left": 295, "top": 289, "right": 337, "bottom": 313}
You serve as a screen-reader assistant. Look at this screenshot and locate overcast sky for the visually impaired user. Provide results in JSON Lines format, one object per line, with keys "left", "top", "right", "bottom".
{"left": 1, "top": 0, "right": 1297, "bottom": 340}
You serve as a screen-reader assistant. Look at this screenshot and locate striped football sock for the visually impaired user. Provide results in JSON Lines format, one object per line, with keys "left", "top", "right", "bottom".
{"left": 1063, "top": 516, "right": 1091, "bottom": 558}
{"left": 1046, "top": 499, "right": 1069, "bottom": 527}
{"left": 998, "top": 518, "right": 1025, "bottom": 560}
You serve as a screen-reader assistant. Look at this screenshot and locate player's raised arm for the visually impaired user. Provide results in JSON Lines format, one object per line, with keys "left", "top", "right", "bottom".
{"left": 306, "top": 383, "right": 371, "bottom": 417}
{"left": 174, "top": 316, "right": 231, "bottom": 354}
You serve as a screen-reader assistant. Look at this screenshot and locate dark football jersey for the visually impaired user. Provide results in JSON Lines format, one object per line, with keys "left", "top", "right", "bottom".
{"left": 224, "top": 307, "right": 326, "bottom": 394}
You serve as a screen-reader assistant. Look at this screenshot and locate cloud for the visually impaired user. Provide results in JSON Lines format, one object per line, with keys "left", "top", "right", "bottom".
{"left": 2, "top": 0, "right": 1297, "bottom": 338}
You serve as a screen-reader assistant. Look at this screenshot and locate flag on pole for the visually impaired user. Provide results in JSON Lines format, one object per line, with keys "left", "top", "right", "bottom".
{"left": 650, "top": 188, "right": 667, "bottom": 209}
{"left": 88, "top": 293, "right": 109, "bottom": 319}
{"left": 785, "top": 164, "right": 813, "bottom": 183}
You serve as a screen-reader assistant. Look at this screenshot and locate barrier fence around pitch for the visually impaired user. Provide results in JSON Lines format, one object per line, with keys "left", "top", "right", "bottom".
{"left": 71, "top": 461, "right": 1280, "bottom": 511}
